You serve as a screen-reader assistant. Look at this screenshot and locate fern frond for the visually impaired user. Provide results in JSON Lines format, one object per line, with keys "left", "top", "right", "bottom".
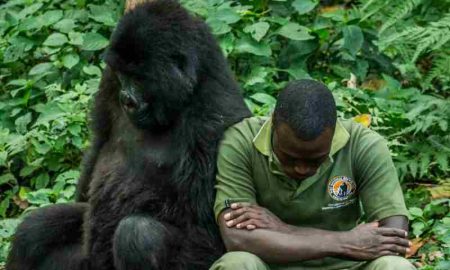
{"left": 425, "top": 52, "right": 450, "bottom": 86}
{"left": 379, "top": 13, "right": 450, "bottom": 62}
{"left": 359, "top": 0, "right": 423, "bottom": 32}
{"left": 379, "top": 0, "right": 423, "bottom": 34}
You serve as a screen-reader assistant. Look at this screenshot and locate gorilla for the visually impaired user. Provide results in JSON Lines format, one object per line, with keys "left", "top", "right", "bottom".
{"left": 6, "top": 1, "right": 251, "bottom": 269}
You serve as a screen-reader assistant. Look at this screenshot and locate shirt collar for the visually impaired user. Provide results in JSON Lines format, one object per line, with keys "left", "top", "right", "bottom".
{"left": 252, "top": 116, "right": 350, "bottom": 160}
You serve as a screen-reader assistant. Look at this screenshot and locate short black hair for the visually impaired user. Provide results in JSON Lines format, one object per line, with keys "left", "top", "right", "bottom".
{"left": 273, "top": 79, "right": 337, "bottom": 140}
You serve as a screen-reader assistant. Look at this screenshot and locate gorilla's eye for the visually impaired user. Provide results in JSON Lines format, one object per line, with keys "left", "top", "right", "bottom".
{"left": 170, "top": 54, "right": 187, "bottom": 73}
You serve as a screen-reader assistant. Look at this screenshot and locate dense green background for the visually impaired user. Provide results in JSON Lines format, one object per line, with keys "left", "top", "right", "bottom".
{"left": 0, "top": 0, "right": 449, "bottom": 268}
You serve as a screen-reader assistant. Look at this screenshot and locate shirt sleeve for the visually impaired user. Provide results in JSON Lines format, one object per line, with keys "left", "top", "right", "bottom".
{"left": 354, "top": 128, "right": 408, "bottom": 222}
{"left": 214, "top": 127, "right": 257, "bottom": 222}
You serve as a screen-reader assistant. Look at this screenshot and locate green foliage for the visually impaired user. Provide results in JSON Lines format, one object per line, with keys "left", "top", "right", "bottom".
{"left": 0, "top": 0, "right": 449, "bottom": 268}
{"left": 0, "top": 0, "right": 122, "bottom": 234}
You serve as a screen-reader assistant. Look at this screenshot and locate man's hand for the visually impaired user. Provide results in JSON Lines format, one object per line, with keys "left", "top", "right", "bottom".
{"left": 337, "top": 222, "right": 411, "bottom": 260}
{"left": 223, "top": 203, "right": 290, "bottom": 232}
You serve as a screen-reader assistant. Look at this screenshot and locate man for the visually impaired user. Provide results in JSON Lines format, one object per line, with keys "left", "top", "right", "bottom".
{"left": 210, "top": 80, "right": 415, "bottom": 270}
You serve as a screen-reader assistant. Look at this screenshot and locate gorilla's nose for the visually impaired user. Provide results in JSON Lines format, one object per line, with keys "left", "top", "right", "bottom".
{"left": 120, "top": 91, "right": 138, "bottom": 112}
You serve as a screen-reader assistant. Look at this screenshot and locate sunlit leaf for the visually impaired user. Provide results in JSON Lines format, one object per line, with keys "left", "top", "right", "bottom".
{"left": 292, "top": 0, "right": 318, "bottom": 15}
{"left": 81, "top": 33, "right": 109, "bottom": 51}
{"left": 278, "top": 22, "right": 314, "bottom": 41}
{"left": 244, "top": 22, "right": 270, "bottom": 42}
{"left": 353, "top": 114, "right": 371, "bottom": 127}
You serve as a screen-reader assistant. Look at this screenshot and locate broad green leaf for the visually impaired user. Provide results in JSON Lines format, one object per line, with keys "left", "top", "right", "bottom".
{"left": 0, "top": 198, "right": 10, "bottom": 218}
{"left": 214, "top": 8, "right": 241, "bottom": 24}
{"left": 35, "top": 173, "right": 50, "bottom": 189}
{"left": 19, "top": 187, "right": 30, "bottom": 201}
{"left": 55, "top": 170, "right": 80, "bottom": 184}
{"left": 28, "top": 62, "right": 53, "bottom": 76}
{"left": 41, "top": 10, "right": 63, "bottom": 27}
{"left": 83, "top": 65, "right": 102, "bottom": 76}
{"left": 342, "top": 25, "right": 364, "bottom": 56}
{"left": 53, "top": 19, "right": 76, "bottom": 33}
{"left": 320, "top": 8, "right": 345, "bottom": 21}
{"left": 68, "top": 124, "right": 82, "bottom": 135}
{"left": 33, "top": 102, "right": 66, "bottom": 127}
{"left": 235, "top": 36, "right": 272, "bottom": 56}
{"left": 244, "top": 22, "right": 270, "bottom": 42}
{"left": 32, "top": 140, "right": 51, "bottom": 155}
{"left": 219, "top": 33, "right": 235, "bottom": 56}
{"left": 0, "top": 152, "right": 7, "bottom": 167}
{"left": 81, "top": 33, "right": 109, "bottom": 51}
{"left": 409, "top": 207, "right": 424, "bottom": 218}
{"left": 278, "top": 23, "right": 314, "bottom": 41}
{"left": 61, "top": 186, "right": 76, "bottom": 199}
{"left": 286, "top": 67, "right": 312, "bottom": 80}
{"left": 62, "top": 53, "right": 80, "bottom": 69}
{"left": 206, "top": 18, "right": 231, "bottom": 35}
{"left": 18, "top": 16, "right": 42, "bottom": 31}
{"left": 69, "top": 32, "right": 84, "bottom": 46}
{"left": 0, "top": 173, "right": 15, "bottom": 186}
{"left": 15, "top": 112, "right": 32, "bottom": 134}
{"left": 26, "top": 189, "right": 51, "bottom": 205}
{"left": 244, "top": 98, "right": 259, "bottom": 113}
{"left": 9, "top": 36, "right": 34, "bottom": 51}
{"left": 411, "top": 221, "right": 426, "bottom": 237}
{"left": 0, "top": 218, "right": 21, "bottom": 238}
{"left": 3, "top": 44, "right": 25, "bottom": 63}
{"left": 292, "top": 0, "right": 318, "bottom": 15}
{"left": 89, "top": 5, "right": 116, "bottom": 26}
{"left": 20, "top": 166, "right": 38, "bottom": 177}
{"left": 250, "top": 93, "right": 276, "bottom": 106}
{"left": 245, "top": 67, "right": 270, "bottom": 86}
{"left": 18, "top": 3, "right": 43, "bottom": 19}
{"left": 43, "top": 33, "right": 68, "bottom": 46}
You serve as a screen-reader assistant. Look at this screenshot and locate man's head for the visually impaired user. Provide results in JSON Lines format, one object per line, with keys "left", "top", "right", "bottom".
{"left": 272, "top": 79, "right": 337, "bottom": 181}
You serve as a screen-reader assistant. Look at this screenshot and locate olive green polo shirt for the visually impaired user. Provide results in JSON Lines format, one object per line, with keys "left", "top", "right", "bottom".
{"left": 214, "top": 116, "right": 408, "bottom": 269}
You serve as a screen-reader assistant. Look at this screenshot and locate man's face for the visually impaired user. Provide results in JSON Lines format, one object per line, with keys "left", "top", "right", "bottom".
{"left": 273, "top": 122, "right": 334, "bottom": 181}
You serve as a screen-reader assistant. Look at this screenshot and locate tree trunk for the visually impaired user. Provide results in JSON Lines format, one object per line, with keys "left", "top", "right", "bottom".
{"left": 125, "top": 0, "right": 153, "bottom": 12}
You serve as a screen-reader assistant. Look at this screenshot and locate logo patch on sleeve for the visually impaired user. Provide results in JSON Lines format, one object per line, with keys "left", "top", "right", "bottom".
{"left": 327, "top": 176, "right": 356, "bottom": 201}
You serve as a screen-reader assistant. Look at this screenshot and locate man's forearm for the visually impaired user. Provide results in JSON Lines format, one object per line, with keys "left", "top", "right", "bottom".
{"left": 220, "top": 205, "right": 410, "bottom": 264}
{"left": 222, "top": 224, "right": 343, "bottom": 263}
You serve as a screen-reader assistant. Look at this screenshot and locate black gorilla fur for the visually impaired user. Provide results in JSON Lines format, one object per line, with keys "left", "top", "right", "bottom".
{"left": 6, "top": 1, "right": 251, "bottom": 269}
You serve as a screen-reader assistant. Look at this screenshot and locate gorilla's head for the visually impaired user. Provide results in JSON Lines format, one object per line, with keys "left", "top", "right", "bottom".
{"left": 104, "top": 1, "right": 201, "bottom": 131}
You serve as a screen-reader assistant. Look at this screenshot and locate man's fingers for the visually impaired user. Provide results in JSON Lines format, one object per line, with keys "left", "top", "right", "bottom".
{"left": 226, "top": 212, "right": 260, "bottom": 227}
{"left": 230, "top": 202, "right": 252, "bottom": 209}
{"left": 236, "top": 219, "right": 265, "bottom": 230}
{"left": 382, "top": 236, "right": 411, "bottom": 248}
{"left": 224, "top": 207, "right": 247, "bottom": 220}
{"left": 382, "top": 244, "right": 409, "bottom": 255}
{"left": 376, "top": 227, "right": 408, "bottom": 238}
{"left": 224, "top": 206, "right": 260, "bottom": 221}
{"left": 378, "top": 250, "right": 399, "bottom": 257}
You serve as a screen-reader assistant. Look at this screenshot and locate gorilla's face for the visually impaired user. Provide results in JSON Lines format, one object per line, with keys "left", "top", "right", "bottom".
{"left": 113, "top": 54, "right": 197, "bottom": 131}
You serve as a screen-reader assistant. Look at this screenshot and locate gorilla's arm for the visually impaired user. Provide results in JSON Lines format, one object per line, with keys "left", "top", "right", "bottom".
{"left": 75, "top": 68, "right": 119, "bottom": 202}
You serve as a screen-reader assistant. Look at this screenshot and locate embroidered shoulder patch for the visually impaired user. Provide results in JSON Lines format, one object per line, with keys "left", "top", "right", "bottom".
{"left": 327, "top": 176, "right": 356, "bottom": 201}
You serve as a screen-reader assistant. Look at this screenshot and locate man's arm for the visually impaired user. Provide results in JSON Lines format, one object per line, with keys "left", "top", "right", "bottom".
{"left": 379, "top": 215, "right": 409, "bottom": 232}
{"left": 219, "top": 204, "right": 411, "bottom": 264}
